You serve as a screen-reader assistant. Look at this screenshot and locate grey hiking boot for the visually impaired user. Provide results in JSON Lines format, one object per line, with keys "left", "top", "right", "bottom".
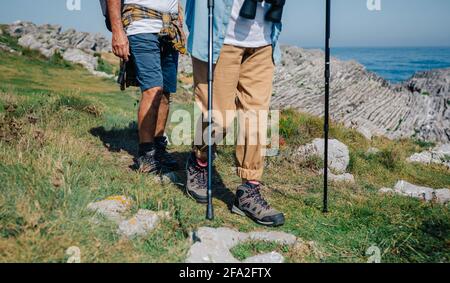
{"left": 137, "top": 149, "right": 162, "bottom": 174}
{"left": 154, "top": 136, "right": 179, "bottom": 171}
{"left": 232, "top": 182, "right": 285, "bottom": 227}
{"left": 185, "top": 153, "right": 208, "bottom": 204}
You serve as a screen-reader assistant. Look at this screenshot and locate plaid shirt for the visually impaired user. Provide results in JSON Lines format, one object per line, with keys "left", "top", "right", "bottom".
{"left": 122, "top": 3, "right": 186, "bottom": 54}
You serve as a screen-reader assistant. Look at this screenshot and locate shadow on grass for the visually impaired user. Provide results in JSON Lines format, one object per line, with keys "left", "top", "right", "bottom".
{"left": 89, "top": 124, "right": 236, "bottom": 209}
{"left": 90, "top": 123, "right": 139, "bottom": 158}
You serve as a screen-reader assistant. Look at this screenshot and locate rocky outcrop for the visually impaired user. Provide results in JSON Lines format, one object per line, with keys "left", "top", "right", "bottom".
{"left": 7, "top": 21, "right": 110, "bottom": 55}
{"left": 5, "top": 21, "right": 112, "bottom": 77}
{"left": 407, "top": 144, "right": 450, "bottom": 168}
{"left": 271, "top": 46, "right": 450, "bottom": 143}
{"left": 87, "top": 195, "right": 169, "bottom": 238}
{"left": 379, "top": 181, "right": 450, "bottom": 204}
{"left": 185, "top": 227, "right": 315, "bottom": 263}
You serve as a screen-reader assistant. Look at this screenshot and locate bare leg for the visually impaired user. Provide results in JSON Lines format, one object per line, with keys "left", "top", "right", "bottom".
{"left": 154, "top": 92, "right": 171, "bottom": 137}
{"left": 138, "top": 87, "right": 163, "bottom": 144}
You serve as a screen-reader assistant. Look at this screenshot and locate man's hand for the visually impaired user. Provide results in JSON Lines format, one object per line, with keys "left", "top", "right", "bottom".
{"left": 108, "top": 0, "right": 129, "bottom": 61}
{"left": 112, "top": 29, "right": 130, "bottom": 61}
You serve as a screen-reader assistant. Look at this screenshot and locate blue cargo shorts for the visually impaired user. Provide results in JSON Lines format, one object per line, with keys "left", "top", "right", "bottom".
{"left": 128, "top": 33, "right": 179, "bottom": 93}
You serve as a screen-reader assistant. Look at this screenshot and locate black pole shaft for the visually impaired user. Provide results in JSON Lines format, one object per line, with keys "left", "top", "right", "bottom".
{"left": 206, "top": 0, "right": 215, "bottom": 220}
{"left": 323, "top": 0, "right": 331, "bottom": 213}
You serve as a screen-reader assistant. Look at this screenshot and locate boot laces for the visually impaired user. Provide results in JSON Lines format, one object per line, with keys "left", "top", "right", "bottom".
{"left": 247, "top": 185, "right": 271, "bottom": 209}
{"left": 190, "top": 161, "right": 207, "bottom": 187}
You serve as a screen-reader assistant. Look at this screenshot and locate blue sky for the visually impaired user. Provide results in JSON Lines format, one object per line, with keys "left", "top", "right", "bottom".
{"left": 0, "top": 0, "right": 449, "bottom": 47}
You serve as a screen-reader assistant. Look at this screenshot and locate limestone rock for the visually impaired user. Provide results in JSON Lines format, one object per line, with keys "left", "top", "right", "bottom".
{"left": 356, "top": 125, "right": 373, "bottom": 140}
{"left": 5, "top": 21, "right": 111, "bottom": 76}
{"left": 381, "top": 181, "right": 449, "bottom": 205}
{"left": 186, "top": 227, "right": 304, "bottom": 263}
{"left": 249, "top": 231, "right": 297, "bottom": 245}
{"left": 118, "top": 209, "right": 169, "bottom": 238}
{"left": 295, "top": 139, "right": 350, "bottom": 174}
{"left": 243, "top": 252, "right": 285, "bottom": 263}
{"left": 435, "top": 189, "right": 450, "bottom": 205}
{"left": 63, "top": 48, "right": 98, "bottom": 71}
{"left": 0, "top": 43, "right": 17, "bottom": 54}
{"left": 329, "top": 172, "right": 355, "bottom": 183}
{"left": 271, "top": 46, "right": 450, "bottom": 143}
{"left": 87, "top": 195, "right": 132, "bottom": 222}
{"left": 394, "top": 180, "right": 435, "bottom": 201}
{"left": 407, "top": 144, "right": 450, "bottom": 168}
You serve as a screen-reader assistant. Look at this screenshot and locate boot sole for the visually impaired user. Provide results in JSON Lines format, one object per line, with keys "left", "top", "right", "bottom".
{"left": 231, "top": 205, "right": 285, "bottom": 227}
{"left": 185, "top": 187, "right": 208, "bottom": 204}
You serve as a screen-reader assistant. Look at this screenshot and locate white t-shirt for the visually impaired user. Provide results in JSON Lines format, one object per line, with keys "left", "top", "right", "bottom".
{"left": 224, "top": 0, "right": 273, "bottom": 48}
{"left": 124, "top": 0, "right": 178, "bottom": 36}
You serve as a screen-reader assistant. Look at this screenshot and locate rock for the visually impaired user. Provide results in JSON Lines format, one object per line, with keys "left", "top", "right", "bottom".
{"left": 193, "top": 227, "right": 249, "bottom": 249}
{"left": 295, "top": 139, "right": 350, "bottom": 174}
{"left": 394, "top": 180, "right": 435, "bottom": 201}
{"left": 0, "top": 43, "right": 17, "bottom": 54}
{"left": 63, "top": 48, "right": 98, "bottom": 71}
{"left": 18, "top": 34, "right": 42, "bottom": 50}
{"left": 186, "top": 227, "right": 304, "bottom": 263}
{"left": 319, "top": 169, "right": 355, "bottom": 183}
{"left": 87, "top": 195, "right": 132, "bottom": 223}
{"left": 356, "top": 126, "right": 373, "bottom": 140}
{"left": 435, "top": 189, "right": 450, "bottom": 205}
{"left": 186, "top": 227, "right": 246, "bottom": 263}
{"left": 329, "top": 172, "right": 355, "bottom": 183}
{"left": 243, "top": 252, "right": 285, "bottom": 263}
{"left": 249, "top": 231, "right": 298, "bottom": 245}
{"left": 4, "top": 21, "right": 111, "bottom": 76}
{"left": 381, "top": 182, "right": 449, "bottom": 205}
{"left": 407, "top": 144, "right": 450, "bottom": 168}
{"left": 271, "top": 46, "right": 450, "bottom": 143}
{"left": 118, "top": 209, "right": 169, "bottom": 238}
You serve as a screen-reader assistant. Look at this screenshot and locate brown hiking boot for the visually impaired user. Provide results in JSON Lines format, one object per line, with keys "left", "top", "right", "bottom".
{"left": 232, "top": 182, "right": 285, "bottom": 227}
{"left": 185, "top": 153, "right": 208, "bottom": 204}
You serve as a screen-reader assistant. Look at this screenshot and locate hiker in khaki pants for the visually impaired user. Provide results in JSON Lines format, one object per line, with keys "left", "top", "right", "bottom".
{"left": 184, "top": 0, "right": 285, "bottom": 227}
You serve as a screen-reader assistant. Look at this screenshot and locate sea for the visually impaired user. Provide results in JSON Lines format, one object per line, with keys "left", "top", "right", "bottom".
{"left": 324, "top": 47, "right": 450, "bottom": 84}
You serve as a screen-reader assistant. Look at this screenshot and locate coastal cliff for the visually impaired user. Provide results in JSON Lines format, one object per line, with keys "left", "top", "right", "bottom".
{"left": 4, "top": 22, "right": 449, "bottom": 143}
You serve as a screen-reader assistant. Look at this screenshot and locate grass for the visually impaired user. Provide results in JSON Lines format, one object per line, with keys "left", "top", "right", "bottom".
{"left": 0, "top": 34, "right": 449, "bottom": 263}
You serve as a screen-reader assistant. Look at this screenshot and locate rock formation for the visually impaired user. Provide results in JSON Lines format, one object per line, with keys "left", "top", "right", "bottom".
{"left": 271, "top": 46, "right": 450, "bottom": 143}
{"left": 379, "top": 181, "right": 450, "bottom": 204}
{"left": 185, "top": 227, "right": 315, "bottom": 263}
{"left": 4, "top": 22, "right": 449, "bottom": 143}
{"left": 5, "top": 21, "right": 112, "bottom": 77}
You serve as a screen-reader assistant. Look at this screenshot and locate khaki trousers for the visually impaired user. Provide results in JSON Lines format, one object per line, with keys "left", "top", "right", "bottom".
{"left": 192, "top": 44, "right": 275, "bottom": 181}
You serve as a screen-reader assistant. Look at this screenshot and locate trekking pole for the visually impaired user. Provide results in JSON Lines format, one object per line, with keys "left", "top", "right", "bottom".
{"left": 206, "top": 0, "right": 215, "bottom": 220}
{"left": 323, "top": 0, "right": 331, "bottom": 213}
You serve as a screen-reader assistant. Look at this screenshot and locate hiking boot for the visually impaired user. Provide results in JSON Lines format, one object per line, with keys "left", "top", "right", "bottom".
{"left": 232, "top": 182, "right": 285, "bottom": 227}
{"left": 137, "top": 149, "right": 162, "bottom": 174}
{"left": 154, "top": 136, "right": 179, "bottom": 171}
{"left": 185, "top": 153, "right": 208, "bottom": 204}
